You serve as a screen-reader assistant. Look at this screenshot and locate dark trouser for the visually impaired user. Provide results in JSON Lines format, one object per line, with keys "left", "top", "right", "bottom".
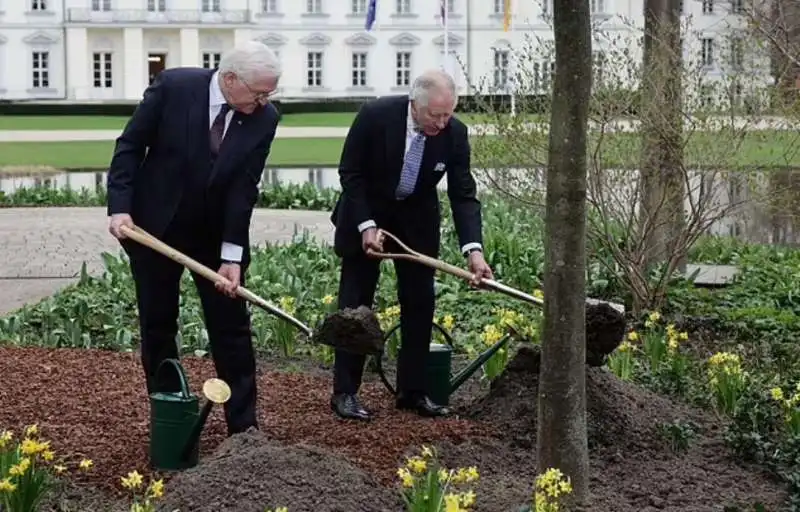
{"left": 125, "top": 223, "right": 258, "bottom": 435}
{"left": 333, "top": 250, "right": 436, "bottom": 398}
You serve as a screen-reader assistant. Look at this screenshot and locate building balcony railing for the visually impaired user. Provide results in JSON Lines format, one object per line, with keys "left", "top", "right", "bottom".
{"left": 65, "top": 8, "right": 251, "bottom": 24}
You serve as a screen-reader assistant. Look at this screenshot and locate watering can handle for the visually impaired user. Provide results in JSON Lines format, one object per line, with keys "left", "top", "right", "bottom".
{"left": 154, "top": 358, "right": 192, "bottom": 399}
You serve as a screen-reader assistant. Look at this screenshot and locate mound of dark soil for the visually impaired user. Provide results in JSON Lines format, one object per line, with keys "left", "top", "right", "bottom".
{"left": 458, "top": 345, "right": 787, "bottom": 511}
{"left": 158, "top": 429, "right": 401, "bottom": 512}
{"left": 467, "top": 345, "right": 701, "bottom": 451}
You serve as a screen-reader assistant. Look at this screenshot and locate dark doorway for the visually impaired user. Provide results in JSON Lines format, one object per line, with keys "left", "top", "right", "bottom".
{"left": 148, "top": 53, "right": 166, "bottom": 84}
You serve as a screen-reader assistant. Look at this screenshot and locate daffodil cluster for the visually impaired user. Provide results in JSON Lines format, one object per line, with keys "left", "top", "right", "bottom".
{"left": 377, "top": 305, "right": 402, "bottom": 332}
{"left": 707, "top": 351, "right": 747, "bottom": 416}
{"left": 120, "top": 469, "right": 165, "bottom": 512}
{"left": 397, "top": 445, "right": 479, "bottom": 512}
{"left": 1, "top": 423, "right": 93, "bottom": 512}
{"left": 533, "top": 468, "right": 573, "bottom": 512}
{"left": 770, "top": 384, "right": 800, "bottom": 435}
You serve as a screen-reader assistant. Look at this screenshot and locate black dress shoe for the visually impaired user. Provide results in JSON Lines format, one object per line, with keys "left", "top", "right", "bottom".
{"left": 330, "top": 393, "right": 371, "bottom": 421}
{"left": 395, "top": 393, "right": 452, "bottom": 417}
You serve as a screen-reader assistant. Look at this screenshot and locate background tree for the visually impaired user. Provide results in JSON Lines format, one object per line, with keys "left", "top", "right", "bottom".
{"left": 537, "top": 0, "right": 592, "bottom": 507}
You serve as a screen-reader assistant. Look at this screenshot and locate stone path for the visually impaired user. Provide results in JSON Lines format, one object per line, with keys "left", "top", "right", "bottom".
{"left": 0, "top": 207, "right": 332, "bottom": 316}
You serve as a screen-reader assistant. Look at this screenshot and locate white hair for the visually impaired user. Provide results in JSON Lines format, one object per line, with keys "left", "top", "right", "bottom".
{"left": 409, "top": 69, "right": 457, "bottom": 108}
{"left": 218, "top": 40, "right": 282, "bottom": 83}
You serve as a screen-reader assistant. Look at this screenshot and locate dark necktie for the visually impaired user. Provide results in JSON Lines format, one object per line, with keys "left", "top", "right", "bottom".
{"left": 210, "top": 104, "right": 230, "bottom": 155}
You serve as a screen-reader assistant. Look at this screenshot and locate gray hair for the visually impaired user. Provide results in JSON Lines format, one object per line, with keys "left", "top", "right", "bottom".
{"left": 410, "top": 69, "right": 457, "bottom": 108}
{"left": 218, "top": 40, "right": 282, "bottom": 83}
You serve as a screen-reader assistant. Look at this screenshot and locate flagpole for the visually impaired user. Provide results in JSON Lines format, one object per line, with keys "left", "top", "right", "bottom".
{"left": 509, "top": 0, "right": 517, "bottom": 117}
{"left": 443, "top": 0, "right": 449, "bottom": 75}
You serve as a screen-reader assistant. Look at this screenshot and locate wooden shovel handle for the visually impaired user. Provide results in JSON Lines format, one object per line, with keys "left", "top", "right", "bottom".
{"left": 367, "top": 229, "right": 475, "bottom": 281}
{"left": 367, "top": 228, "right": 545, "bottom": 307}
{"left": 118, "top": 224, "right": 313, "bottom": 336}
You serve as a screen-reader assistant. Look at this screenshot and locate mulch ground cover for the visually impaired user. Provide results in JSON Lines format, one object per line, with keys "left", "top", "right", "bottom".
{"left": 0, "top": 345, "right": 791, "bottom": 511}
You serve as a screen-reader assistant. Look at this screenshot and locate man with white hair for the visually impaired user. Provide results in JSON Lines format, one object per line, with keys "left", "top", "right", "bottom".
{"left": 106, "top": 40, "right": 281, "bottom": 437}
{"left": 329, "top": 69, "right": 494, "bottom": 421}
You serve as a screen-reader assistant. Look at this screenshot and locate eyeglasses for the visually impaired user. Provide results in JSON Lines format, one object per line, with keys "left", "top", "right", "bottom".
{"left": 239, "top": 77, "right": 277, "bottom": 103}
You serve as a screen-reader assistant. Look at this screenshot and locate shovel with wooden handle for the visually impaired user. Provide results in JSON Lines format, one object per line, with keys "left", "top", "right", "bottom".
{"left": 366, "top": 228, "right": 625, "bottom": 314}
{"left": 117, "top": 224, "right": 385, "bottom": 355}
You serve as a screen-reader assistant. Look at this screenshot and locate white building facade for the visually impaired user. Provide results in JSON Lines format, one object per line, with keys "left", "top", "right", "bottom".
{"left": 0, "top": 0, "right": 766, "bottom": 103}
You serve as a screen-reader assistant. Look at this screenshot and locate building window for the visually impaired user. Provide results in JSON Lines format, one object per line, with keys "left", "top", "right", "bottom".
{"left": 148, "top": 0, "right": 165, "bottom": 11}
{"left": 202, "top": 52, "right": 221, "bottom": 69}
{"left": 91, "top": 0, "right": 111, "bottom": 10}
{"left": 261, "top": 0, "right": 277, "bottom": 13}
{"left": 306, "top": 51, "right": 323, "bottom": 87}
{"left": 31, "top": 0, "right": 47, "bottom": 10}
{"left": 93, "top": 52, "right": 113, "bottom": 88}
{"left": 351, "top": 0, "right": 366, "bottom": 14}
{"left": 702, "top": 0, "right": 713, "bottom": 14}
{"left": 532, "top": 60, "right": 554, "bottom": 92}
{"left": 730, "top": 0, "right": 742, "bottom": 14}
{"left": 351, "top": 52, "right": 367, "bottom": 87}
{"left": 202, "top": 0, "right": 220, "bottom": 12}
{"left": 493, "top": 49, "right": 509, "bottom": 90}
{"left": 701, "top": 37, "right": 714, "bottom": 67}
{"left": 730, "top": 37, "right": 743, "bottom": 69}
{"left": 396, "top": 51, "right": 411, "bottom": 87}
{"left": 590, "top": 0, "right": 604, "bottom": 13}
{"left": 396, "top": 0, "right": 410, "bottom": 14}
{"left": 306, "top": 0, "right": 321, "bottom": 13}
{"left": 493, "top": 0, "right": 502, "bottom": 14}
{"left": 32, "top": 51, "right": 49, "bottom": 88}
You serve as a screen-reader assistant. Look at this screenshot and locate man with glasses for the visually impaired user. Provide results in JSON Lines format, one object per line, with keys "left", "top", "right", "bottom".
{"left": 329, "top": 69, "right": 494, "bottom": 421}
{"left": 106, "top": 40, "right": 280, "bottom": 439}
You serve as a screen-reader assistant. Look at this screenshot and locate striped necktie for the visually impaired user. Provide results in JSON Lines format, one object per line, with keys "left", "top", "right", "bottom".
{"left": 396, "top": 132, "right": 426, "bottom": 199}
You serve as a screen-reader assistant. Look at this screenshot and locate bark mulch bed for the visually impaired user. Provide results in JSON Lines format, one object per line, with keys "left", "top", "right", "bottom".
{"left": 0, "top": 345, "right": 792, "bottom": 511}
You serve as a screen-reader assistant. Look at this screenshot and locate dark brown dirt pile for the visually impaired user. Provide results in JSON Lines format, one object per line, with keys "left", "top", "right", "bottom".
{"left": 158, "top": 429, "right": 402, "bottom": 512}
{"left": 458, "top": 345, "right": 788, "bottom": 511}
{"left": 585, "top": 301, "right": 627, "bottom": 366}
{"left": 311, "top": 305, "right": 385, "bottom": 355}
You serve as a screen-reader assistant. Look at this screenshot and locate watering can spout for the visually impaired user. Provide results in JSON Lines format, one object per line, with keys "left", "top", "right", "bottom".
{"left": 179, "top": 378, "right": 232, "bottom": 463}
{"left": 449, "top": 334, "right": 511, "bottom": 394}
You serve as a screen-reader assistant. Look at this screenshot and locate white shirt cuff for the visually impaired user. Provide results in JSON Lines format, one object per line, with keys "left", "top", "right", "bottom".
{"left": 461, "top": 242, "right": 482, "bottom": 255}
{"left": 221, "top": 242, "right": 243, "bottom": 263}
{"left": 358, "top": 220, "right": 377, "bottom": 232}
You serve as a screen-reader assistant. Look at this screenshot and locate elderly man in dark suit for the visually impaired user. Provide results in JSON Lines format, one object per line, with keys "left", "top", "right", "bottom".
{"left": 329, "top": 69, "right": 494, "bottom": 421}
{"left": 106, "top": 40, "right": 281, "bottom": 436}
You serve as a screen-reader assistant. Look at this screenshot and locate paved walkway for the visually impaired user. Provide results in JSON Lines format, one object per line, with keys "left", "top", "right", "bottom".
{"left": 0, "top": 116, "right": 798, "bottom": 143}
{"left": 0, "top": 207, "right": 332, "bottom": 316}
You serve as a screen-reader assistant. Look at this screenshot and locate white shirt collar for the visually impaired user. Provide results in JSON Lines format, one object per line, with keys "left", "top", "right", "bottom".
{"left": 209, "top": 70, "right": 226, "bottom": 107}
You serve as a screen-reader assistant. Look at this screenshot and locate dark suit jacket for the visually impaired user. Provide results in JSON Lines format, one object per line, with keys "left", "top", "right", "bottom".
{"left": 106, "top": 67, "right": 279, "bottom": 265}
{"left": 331, "top": 95, "right": 483, "bottom": 259}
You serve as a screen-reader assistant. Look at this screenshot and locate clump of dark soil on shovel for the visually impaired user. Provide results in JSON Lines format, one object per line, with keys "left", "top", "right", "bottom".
{"left": 159, "top": 429, "right": 402, "bottom": 512}
{"left": 442, "top": 345, "right": 788, "bottom": 512}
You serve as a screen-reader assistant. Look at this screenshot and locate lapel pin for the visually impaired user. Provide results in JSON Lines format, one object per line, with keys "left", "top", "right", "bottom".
{"left": 237, "top": 120, "right": 242, "bottom": 125}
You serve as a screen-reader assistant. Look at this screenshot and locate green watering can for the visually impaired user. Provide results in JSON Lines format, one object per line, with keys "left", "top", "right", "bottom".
{"left": 149, "top": 359, "right": 231, "bottom": 471}
{"left": 374, "top": 321, "right": 511, "bottom": 407}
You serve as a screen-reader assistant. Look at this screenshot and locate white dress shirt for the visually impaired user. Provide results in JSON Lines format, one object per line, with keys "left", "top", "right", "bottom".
{"left": 356, "top": 102, "right": 482, "bottom": 256}
{"left": 208, "top": 71, "right": 243, "bottom": 263}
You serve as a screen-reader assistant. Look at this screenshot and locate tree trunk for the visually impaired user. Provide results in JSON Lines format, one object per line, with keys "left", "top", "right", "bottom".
{"left": 537, "top": 0, "right": 592, "bottom": 508}
{"left": 639, "top": 0, "right": 686, "bottom": 276}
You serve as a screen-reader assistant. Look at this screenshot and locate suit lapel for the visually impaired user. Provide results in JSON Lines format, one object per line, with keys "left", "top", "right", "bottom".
{"left": 387, "top": 98, "right": 412, "bottom": 193}
{"left": 186, "top": 70, "right": 214, "bottom": 170}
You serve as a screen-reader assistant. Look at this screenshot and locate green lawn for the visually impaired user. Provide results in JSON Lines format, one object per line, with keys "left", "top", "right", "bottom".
{"left": 0, "top": 112, "right": 530, "bottom": 130}
{"left": 2, "top": 129, "right": 800, "bottom": 169}
{"left": 0, "top": 138, "right": 345, "bottom": 168}
{"left": 0, "top": 113, "right": 358, "bottom": 130}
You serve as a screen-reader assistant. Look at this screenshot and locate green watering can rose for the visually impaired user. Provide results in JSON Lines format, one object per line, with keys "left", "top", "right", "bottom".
{"left": 148, "top": 359, "right": 231, "bottom": 471}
